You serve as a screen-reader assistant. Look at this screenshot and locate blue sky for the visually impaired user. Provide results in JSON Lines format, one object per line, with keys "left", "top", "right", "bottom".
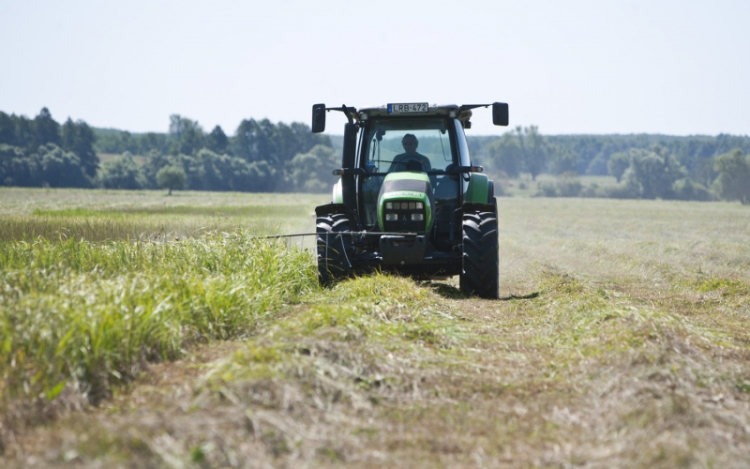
{"left": 1, "top": 0, "right": 748, "bottom": 136}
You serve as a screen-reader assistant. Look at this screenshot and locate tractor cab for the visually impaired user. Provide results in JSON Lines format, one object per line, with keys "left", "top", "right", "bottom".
{"left": 312, "top": 102, "right": 508, "bottom": 298}
{"left": 359, "top": 115, "right": 465, "bottom": 234}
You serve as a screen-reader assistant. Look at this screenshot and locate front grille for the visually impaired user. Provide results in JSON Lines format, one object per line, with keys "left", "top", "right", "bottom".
{"left": 382, "top": 200, "right": 426, "bottom": 232}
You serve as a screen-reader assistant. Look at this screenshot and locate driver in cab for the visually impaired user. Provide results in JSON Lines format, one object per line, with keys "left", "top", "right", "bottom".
{"left": 388, "top": 134, "right": 432, "bottom": 173}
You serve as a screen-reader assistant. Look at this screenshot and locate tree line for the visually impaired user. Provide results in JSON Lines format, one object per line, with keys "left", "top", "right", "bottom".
{"left": 472, "top": 126, "right": 750, "bottom": 204}
{"left": 1, "top": 108, "right": 336, "bottom": 193}
{"left": 2, "top": 107, "right": 749, "bottom": 203}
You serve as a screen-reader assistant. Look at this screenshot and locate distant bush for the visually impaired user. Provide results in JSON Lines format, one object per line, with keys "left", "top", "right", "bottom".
{"left": 673, "top": 178, "right": 713, "bottom": 201}
{"left": 596, "top": 184, "right": 639, "bottom": 199}
{"left": 535, "top": 173, "right": 583, "bottom": 198}
{"left": 535, "top": 181, "right": 558, "bottom": 197}
{"left": 579, "top": 183, "right": 599, "bottom": 198}
{"left": 556, "top": 173, "right": 583, "bottom": 197}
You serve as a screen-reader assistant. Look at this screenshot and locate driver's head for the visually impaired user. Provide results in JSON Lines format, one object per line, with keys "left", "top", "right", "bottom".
{"left": 402, "top": 134, "right": 419, "bottom": 154}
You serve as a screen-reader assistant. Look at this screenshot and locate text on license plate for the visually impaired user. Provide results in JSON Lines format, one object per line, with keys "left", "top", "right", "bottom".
{"left": 388, "top": 102, "right": 429, "bottom": 114}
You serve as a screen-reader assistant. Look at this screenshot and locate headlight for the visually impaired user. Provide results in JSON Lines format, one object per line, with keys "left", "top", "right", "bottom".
{"left": 411, "top": 213, "right": 424, "bottom": 221}
{"left": 386, "top": 202, "right": 393, "bottom": 209}
{"left": 416, "top": 202, "right": 423, "bottom": 209}
{"left": 385, "top": 213, "right": 398, "bottom": 221}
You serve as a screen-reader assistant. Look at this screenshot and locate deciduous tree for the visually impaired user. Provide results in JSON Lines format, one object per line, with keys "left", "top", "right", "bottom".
{"left": 62, "top": 118, "right": 99, "bottom": 177}
{"left": 98, "top": 153, "right": 145, "bottom": 189}
{"left": 607, "top": 152, "right": 630, "bottom": 183}
{"left": 486, "top": 132, "right": 522, "bottom": 178}
{"left": 548, "top": 145, "right": 578, "bottom": 175}
{"left": 33, "top": 108, "right": 61, "bottom": 148}
{"left": 156, "top": 165, "right": 186, "bottom": 195}
{"left": 516, "top": 126, "right": 548, "bottom": 181}
{"left": 206, "top": 125, "right": 228, "bottom": 154}
{"left": 288, "top": 144, "right": 339, "bottom": 193}
{"left": 626, "top": 146, "right": 685, "bottom": 199}
{"left": 40, "top": 144, "right": 89, "bottom": 188}
{"left": 0, "top": 111, "right": 15, "bottom": 145}
{"left": 169, "top": 115, "right": 204, "bottom": 155}
{"left": 0, "top": 144, "right": 37, "bottom": 186}
{"left": 713, "top": 149, "right": 750, "bottom": 204}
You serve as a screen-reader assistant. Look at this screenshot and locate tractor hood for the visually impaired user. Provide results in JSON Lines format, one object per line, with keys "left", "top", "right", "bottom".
{"left": 377, "top": 172, "right": 434, "bottom": 234}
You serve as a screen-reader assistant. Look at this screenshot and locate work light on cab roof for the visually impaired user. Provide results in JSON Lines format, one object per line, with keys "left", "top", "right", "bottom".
{"left": 312, "top": 101, "right": 509, "bottom": 299}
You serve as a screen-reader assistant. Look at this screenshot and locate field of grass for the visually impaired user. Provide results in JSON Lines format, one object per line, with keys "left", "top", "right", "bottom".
{"left": 0, "top": 187, "right": 327, "bottom": 242}
{"left": 1, "top": 189, "right": 749, "bottom": 468}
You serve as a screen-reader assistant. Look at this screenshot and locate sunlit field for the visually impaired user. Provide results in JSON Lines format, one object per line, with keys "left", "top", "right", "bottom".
{"left": 0, "top": 187, "right": 328, "bottom": 242}
{"left": 2, "top": 188, "right": 749, "bottom": 468}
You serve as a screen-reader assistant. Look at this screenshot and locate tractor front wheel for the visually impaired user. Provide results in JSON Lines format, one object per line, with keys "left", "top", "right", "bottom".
{"left": 460, "top": 210, "right": 499, "bottom": 299}
{"left": 316, "top": 213, "right": 353, "bottom": 286}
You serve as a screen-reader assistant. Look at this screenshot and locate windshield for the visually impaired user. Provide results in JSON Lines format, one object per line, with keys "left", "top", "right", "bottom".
{"left": 360, "top": 118, "right": 455, "bottom": 173}
{"left": 359, "top": 118, "right": 459, "bottom": 229}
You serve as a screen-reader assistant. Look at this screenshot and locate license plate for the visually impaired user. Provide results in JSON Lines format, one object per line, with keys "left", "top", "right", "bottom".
{"left": 388, "top": 102, "right": 429, "bottom": 114}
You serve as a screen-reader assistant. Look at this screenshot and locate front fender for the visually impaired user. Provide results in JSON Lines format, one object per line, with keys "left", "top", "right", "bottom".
{"left": 464, "top": 173, "right": 490, "bottom": 204}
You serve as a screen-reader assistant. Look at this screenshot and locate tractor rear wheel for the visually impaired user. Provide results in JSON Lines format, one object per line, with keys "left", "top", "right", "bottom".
{"left": 460, "top": 210, "right": 499, "bottom": 299}
{"left": 316, "top": 213, "right": 353, "bottom": 286}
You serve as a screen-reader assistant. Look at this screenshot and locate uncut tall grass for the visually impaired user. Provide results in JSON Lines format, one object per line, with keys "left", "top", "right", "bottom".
{"left": 0, "top": 232, "right": 317, "bottom": 421}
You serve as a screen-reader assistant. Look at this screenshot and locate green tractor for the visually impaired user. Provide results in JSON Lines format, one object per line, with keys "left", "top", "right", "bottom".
{"left": 312, "top": 102, "right": 509, "bottom": 299}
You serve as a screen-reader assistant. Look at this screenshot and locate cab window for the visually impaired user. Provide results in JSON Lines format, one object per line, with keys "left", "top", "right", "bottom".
{"left": 361, "top": 119, "right": 455, "bottom": 173}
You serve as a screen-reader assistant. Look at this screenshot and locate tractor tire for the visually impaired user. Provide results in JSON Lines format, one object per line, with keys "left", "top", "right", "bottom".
{"left": 460, "top": 210, "right": 499, "bottom": 299}
{"left": 316, "top": 213, "right": 353, "bottom": 286}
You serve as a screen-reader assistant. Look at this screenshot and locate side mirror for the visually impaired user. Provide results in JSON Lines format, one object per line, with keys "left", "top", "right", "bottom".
{"left": 492, "top": 102, "right": 509, "bottom": 126}
{"left": 312, "top": 103, "right": 326, "bottom": 133}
